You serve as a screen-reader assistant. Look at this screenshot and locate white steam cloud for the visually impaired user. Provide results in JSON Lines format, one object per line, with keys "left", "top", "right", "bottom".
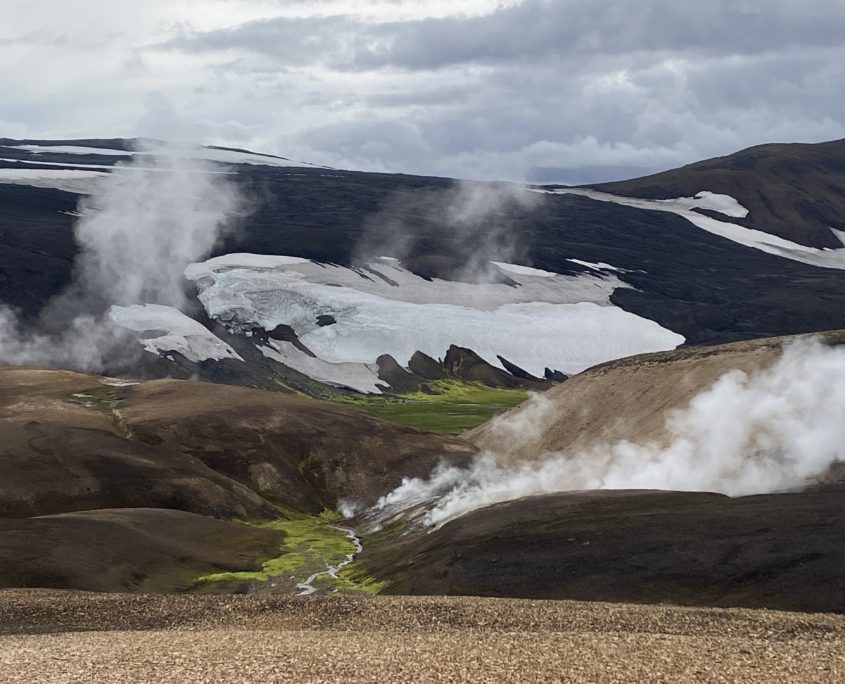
{"left": 0, "top": 144, "right": 241, "bottom": 371}
{"left": 359, "top": 180, "right": 542, "bottom": 282}
{"left": 373, "top": 338, "right": 845, "bottom": 527}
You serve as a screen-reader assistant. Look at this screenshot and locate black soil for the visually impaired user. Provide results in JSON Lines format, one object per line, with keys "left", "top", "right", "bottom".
{"left": 363, "top": 487, "right": 845, "bottom": 614}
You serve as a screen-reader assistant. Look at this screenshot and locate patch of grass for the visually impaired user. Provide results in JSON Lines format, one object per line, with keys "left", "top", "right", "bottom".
{"left": 193, "top": 509, "right": 383, "bottom": 594}
{"left": 330, "top": 379, "right": 529, "bottom": 434}
{"left": 69, "top": 386, "right": 119, "bottom": 410}
{"left": 334, "top": 562, "right": 388, "bottom": 594}
{"left": 80, "top": 386, "right": 119, "bottom": 401}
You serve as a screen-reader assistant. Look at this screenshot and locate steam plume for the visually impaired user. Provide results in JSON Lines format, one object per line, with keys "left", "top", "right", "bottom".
{"left": 0, "top": 143, "right": 240, "bottom": 371}
{"left": 359, "top": 180, "right": 542, "bottom": 281}
{"left": 373, "top": 338, "right": 845, "bottom": 527}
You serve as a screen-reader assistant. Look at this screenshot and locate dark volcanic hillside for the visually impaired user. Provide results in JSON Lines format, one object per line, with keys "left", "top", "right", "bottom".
{"left": 3, "top": 137, "right": 845, "bottom": 389}
{"left": 361, "top": 487, "right": 845, "bottom": 614}
{"left": 591, "top": 138, "right": 845, "bottom": 249}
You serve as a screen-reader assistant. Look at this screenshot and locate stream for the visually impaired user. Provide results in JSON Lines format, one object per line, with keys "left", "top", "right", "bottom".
{"left": 296, "top": 525, "right": 363, "bottom": 595}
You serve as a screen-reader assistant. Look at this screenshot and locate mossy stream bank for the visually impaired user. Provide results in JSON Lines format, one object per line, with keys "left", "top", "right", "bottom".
{"left": 192, "top": 510, "right": 386, "bottom": 595}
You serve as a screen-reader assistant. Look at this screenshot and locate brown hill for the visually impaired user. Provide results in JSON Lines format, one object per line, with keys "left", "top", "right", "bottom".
{"left": 467, "top": 330, "right": 845, "bottom": 463}
{"left": 0, "top": 366, "right": 477, "bottom": 593}
{"left": 0, "top": 509, "right": 282, "bottom": 592}
{"left": 591, "top": 139, "right": 845, "bottom": 249}
{"left": 0, "top": 367, "right": 476, "bottom": 520}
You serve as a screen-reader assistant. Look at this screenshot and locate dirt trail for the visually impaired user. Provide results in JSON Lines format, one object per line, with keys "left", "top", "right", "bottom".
{"left": 1, "top": 590, "right": 843, "bottom": 683}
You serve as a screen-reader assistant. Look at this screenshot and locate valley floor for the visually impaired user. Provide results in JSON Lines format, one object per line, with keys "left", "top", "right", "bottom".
{"left": 1, "top": 591, "right": 843, "bottom": 683}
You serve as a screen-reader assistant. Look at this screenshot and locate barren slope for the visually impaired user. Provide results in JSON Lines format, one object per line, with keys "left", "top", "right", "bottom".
{"left": 0, "top": 367, "right": 476, "bottom": 519}
{"left": 361, "top": 487, "right": 845, "bottom": 613}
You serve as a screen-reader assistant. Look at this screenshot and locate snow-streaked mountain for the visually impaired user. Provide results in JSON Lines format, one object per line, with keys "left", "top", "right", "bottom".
{"left": 535, "top": 187, "right": 845, "bottom": 270}
{"left": 590, "top": 138, "right": 845, "bottom": 250}
{"left": 4, "top": 136, "right": 845, "bottom": 395}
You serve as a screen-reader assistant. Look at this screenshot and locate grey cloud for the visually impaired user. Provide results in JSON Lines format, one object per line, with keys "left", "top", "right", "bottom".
{"left": 168, "top": 0, "right": 845, "bottom": 71}
{"left": 296, "top": 41, "right": 845, "bottom": 182}
{"left": 5, "top": 0, "right": 844, "bottom": 186}
{"left": 355, "top": 0, "right": 845, "bottom": 70}
{"left": 164, "top": 14, "right": 354, "bottom": 66}
{"left": 363, "top": 84, "right": 474, "bottom": 109}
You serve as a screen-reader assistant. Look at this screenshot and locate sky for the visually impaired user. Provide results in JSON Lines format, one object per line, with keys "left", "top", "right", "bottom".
{"left": 2, "top": 0, "right": 844, "bottom": 183}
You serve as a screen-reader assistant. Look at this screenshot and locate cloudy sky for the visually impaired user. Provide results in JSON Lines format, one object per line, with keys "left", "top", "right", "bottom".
{"left": 2, "top": 0, "right": 844, "bottom": 182}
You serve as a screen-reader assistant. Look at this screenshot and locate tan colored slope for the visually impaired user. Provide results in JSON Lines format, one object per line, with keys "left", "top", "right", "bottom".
{"left": 0, "top": 366, "right": 478, "bottom": 594}
{"left": 0, "top": 366, "right": 476, "bottom": 520}
{"left": 467, "top": 330, "right": 845, "bottom": 462}
{"left": 1, "top": 592, "right": 844, "bottom": 683}
{"left": 119, "top": 378, "right": 476, "bottom": 509}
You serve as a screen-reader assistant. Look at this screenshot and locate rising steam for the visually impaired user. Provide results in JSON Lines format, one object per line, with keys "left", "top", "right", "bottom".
{"left": 372, "top": 338, "right": 845, "bottom": 527}
{"left": 358, "top": 180, "right": 541, "bottom": 282}
{"left": 0, "top": 144, "right": 240, "bottom": 371}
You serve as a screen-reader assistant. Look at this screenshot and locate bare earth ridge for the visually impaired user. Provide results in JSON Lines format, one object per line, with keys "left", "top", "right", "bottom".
{"left": 1, "top": 591, "right": 844, "bottom": 683}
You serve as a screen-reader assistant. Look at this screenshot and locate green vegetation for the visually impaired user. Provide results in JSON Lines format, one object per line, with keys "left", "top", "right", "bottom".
{"left": 70, "top": 385, "right": 119, "bottom": 410}
{"left": 334, "top": 562, "right": 388, "bottom": 594}
{"left": 330, "top": 379, "right": 529, "bottom": 434}
{"left": 193, "top": 509, "right": 385, "bottom": 594}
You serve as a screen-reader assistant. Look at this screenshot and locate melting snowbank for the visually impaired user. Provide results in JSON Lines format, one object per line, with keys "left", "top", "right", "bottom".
{"left": 110, "top": 304, "right": 242, "bottom": 363}
{"left": 0, "top": 167, "right": 106, "bottom": 193}
{"left": 186, "top": 253, "right": 684, "bottom": 387}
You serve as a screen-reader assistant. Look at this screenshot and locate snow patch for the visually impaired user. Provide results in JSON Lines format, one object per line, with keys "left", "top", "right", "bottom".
{"left": 0, "top": 157, "right": 117, "bottom": 170}
{"left": 656, "top": 191, "right": 749, "bottom": 218}
{"left": 109, "top": 304, "right": 242, "bottom": 363}
{"left": 491, "top": 261, "right": 557, "bottom": 278}
{"left": 536, "top": 187, "right": 845, "bottom": 270}
{"left": 187, "top": 254, "right": 684, "bottom": 383}
{"left": 13, "top": 144, "right": 326, "bottom": 169}
{"left": 567, "top": 258, "right": 623, "bottom": 272}
{"left": 184, "top": 253, "right": 309, "bottom": 278}
{"left": 0, "top": 167, "right": 106, "bottom": 193}
{"left": 13, "top": 145, "right": 133, "bottom": 157}
{"left": 259, "top": 340, "right": 382, "bottom": 393}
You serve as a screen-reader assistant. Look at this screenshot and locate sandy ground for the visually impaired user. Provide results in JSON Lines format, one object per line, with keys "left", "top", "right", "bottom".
{"left": 1, "top": 591, "right": 844, "bottom": 683}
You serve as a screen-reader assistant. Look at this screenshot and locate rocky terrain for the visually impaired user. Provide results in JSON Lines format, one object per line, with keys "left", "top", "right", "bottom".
{"left": 1, "top": 591, "right": 843, "bottom": 683}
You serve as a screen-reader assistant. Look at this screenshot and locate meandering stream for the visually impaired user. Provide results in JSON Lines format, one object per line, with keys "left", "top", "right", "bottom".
{"left": 296, "top": 526, "right": 363, "bottom": 595}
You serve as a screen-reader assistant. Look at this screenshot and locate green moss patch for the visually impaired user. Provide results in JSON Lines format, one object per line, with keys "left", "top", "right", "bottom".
{"left": 69, "top": 385, "right": 119, "bottom": 410}
{"left": 193, "top": 510, "right": 384, "bottom": 594}
{"left": 330, "top": 379, "right": 529, "bottom": 434}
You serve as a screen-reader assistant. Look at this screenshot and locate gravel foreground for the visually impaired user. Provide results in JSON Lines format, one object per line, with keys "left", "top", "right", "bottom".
{"left": 1, "top": 590, "right": 844, "bottom": 683}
